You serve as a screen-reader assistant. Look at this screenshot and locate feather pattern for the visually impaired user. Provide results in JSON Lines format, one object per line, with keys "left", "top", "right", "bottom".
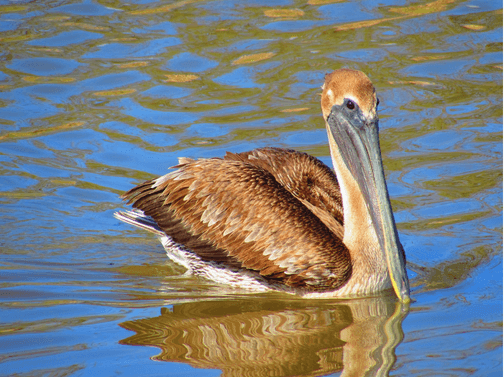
{"left": 121, "top": 148, "right": 352, "bottom": 291}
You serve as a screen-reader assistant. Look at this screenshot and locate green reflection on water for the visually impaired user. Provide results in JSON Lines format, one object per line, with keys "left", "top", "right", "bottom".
{"left": 424, "top": 169, "right": 502, "bottom": 199}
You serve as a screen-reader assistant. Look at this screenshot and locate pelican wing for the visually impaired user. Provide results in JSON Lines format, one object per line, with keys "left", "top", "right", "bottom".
{"left": 122, "top": 155, "right": 351, "bottom": 290}
{"left": 224, "top": 148, "right": 344, "bottom": 228}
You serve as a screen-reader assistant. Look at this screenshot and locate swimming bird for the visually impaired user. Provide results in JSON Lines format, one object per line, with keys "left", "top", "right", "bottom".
{"left": 115, "top": 69, "right": 410, "bottom": 302}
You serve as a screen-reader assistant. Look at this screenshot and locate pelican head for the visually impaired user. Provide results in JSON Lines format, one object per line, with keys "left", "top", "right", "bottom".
{"left": 321, "top": 69, "right": 410, "bottom": 303}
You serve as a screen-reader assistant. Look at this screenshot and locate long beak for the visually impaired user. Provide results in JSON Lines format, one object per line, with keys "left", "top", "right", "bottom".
{"left": 327, "top": 104, "right": 410, "bottom": 303}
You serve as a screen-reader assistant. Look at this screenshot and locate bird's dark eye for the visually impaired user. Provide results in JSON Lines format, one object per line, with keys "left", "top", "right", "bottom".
{"left": 346, "top": 100, "right": 355, "bottom": 110}
{"left": 377, "top": 98, "right": 380, "bottom": 107}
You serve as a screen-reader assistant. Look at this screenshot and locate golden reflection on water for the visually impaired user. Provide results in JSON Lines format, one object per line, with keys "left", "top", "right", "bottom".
{"left": 120, "top": 295, "right": 407, "bottom": 377}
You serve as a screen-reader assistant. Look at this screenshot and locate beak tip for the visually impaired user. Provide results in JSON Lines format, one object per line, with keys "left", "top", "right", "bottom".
{"left": 395, "top": 281, "right": 411, "bottom": 304}
{"left": 399, "top": 293, "right": 411, "bottom": 304}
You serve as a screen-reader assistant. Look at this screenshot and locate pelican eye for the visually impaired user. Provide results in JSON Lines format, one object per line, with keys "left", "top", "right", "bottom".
{"left": 346, "top": 100, "right": 355, "bottom": 110}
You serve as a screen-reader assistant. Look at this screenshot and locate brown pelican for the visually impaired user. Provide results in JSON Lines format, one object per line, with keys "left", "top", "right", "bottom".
{"left": 115, "top": 69, "right": 410, "bottom": 302}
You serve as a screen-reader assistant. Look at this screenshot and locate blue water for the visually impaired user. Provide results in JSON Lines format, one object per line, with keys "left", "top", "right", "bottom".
{"left": 0, "top": 0, "right": 502, "bottom": 376}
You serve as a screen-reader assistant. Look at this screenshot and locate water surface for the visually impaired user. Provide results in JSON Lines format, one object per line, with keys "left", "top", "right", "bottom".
{"left": 0, "top": 0, "right": 502, "bottom": 376}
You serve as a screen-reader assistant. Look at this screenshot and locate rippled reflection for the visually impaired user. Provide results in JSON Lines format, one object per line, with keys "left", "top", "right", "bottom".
{"left": 121, "top": 296, "right": 408, "bottom": 377}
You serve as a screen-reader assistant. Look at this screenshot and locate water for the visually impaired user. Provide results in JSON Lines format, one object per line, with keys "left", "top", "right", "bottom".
{"left": 0, "top": 0, "right": 502, "bottom": 376}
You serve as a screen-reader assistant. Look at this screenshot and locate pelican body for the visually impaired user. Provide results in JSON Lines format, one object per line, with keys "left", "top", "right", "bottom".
{"left": 115, "top": 69, "right": 410, "bottom": 302}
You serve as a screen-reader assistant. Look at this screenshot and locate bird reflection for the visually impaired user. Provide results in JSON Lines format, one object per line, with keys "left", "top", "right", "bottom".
{"left": 120, "top": 295, "right": 408, "bottom": 376}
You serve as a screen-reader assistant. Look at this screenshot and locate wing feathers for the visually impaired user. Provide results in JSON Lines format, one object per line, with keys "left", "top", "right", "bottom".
{"left": 122, "top": 149, "right": 352, "bottom": 291}
{"left": 225, "top": 147, "right": 344, "bottom": 226}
